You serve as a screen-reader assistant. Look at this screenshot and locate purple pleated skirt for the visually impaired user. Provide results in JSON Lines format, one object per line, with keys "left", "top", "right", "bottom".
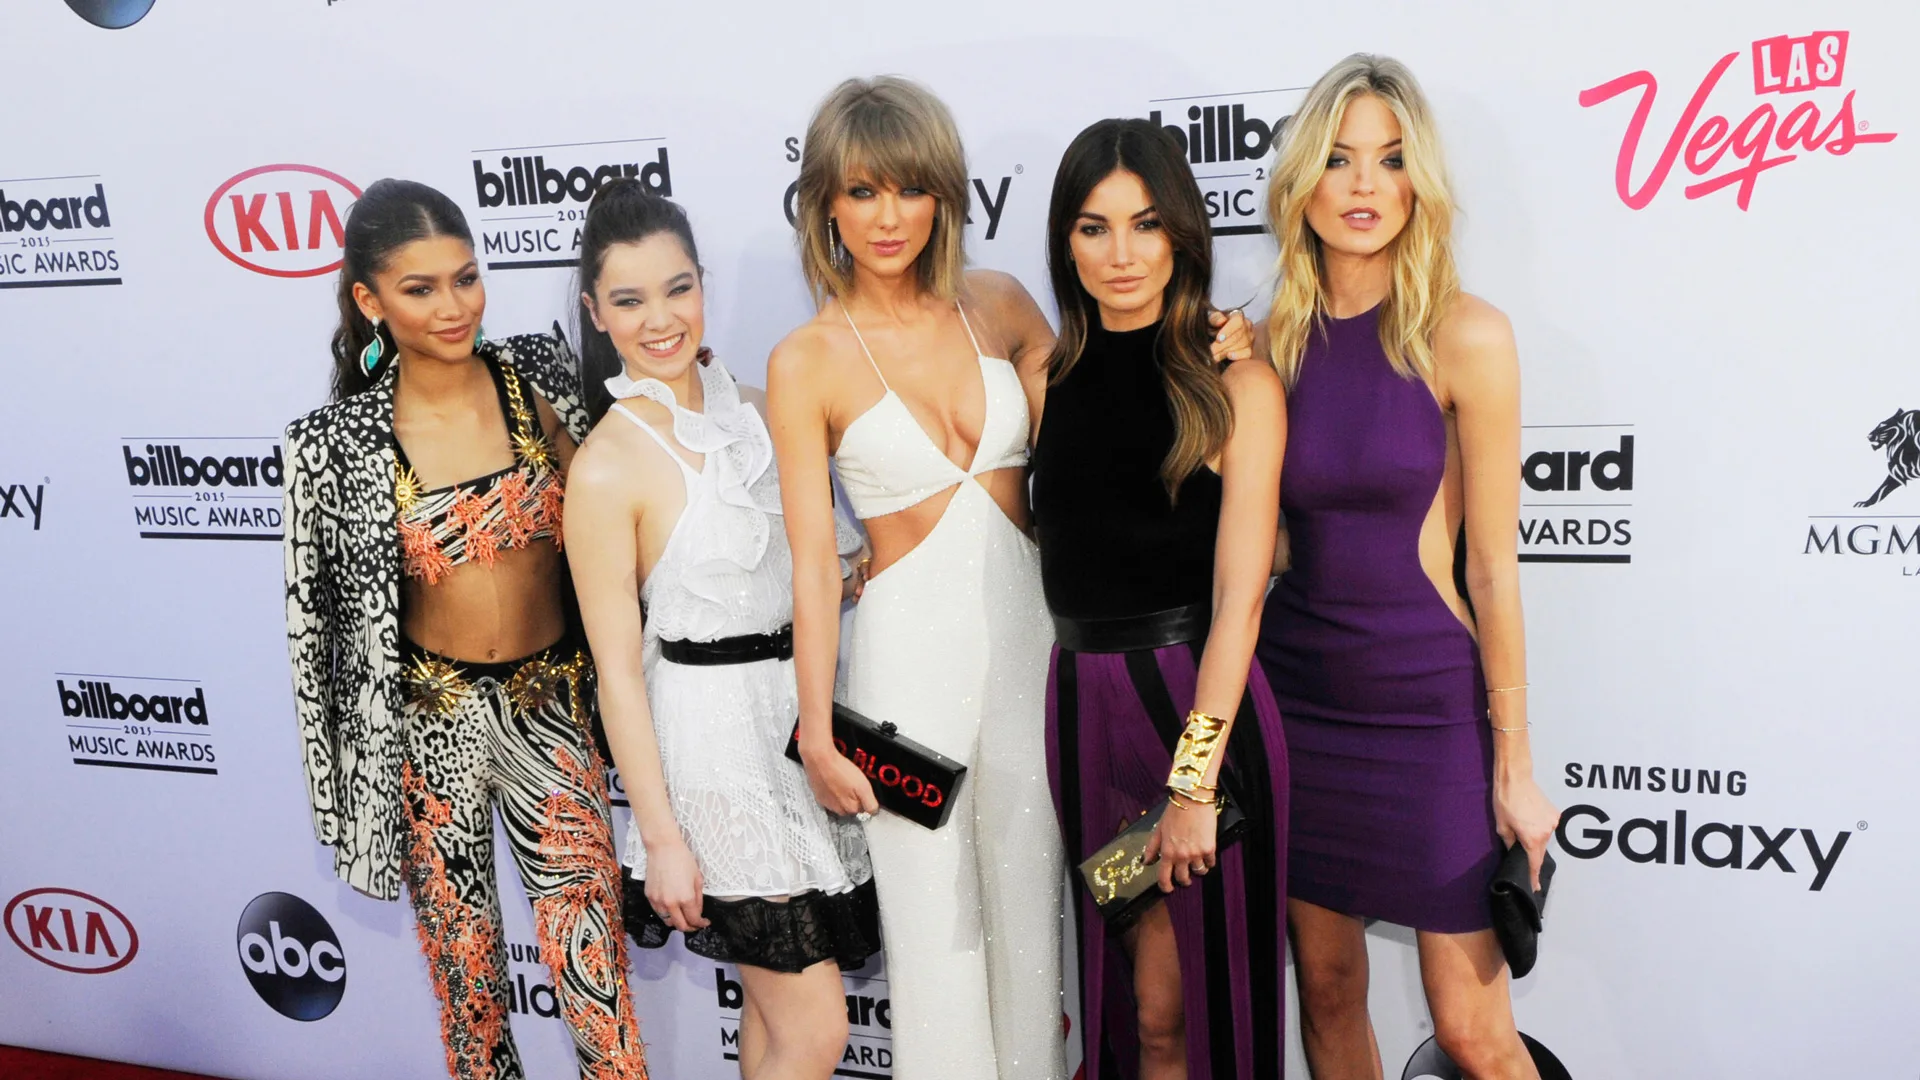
{"left": 1045, "top": 641, "right": 1288, "bottom": 1080}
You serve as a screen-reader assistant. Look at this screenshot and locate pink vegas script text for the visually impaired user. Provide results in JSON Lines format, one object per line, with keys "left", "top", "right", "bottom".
{"left": 1580, "top": 31, "right": 1897, "bottom": 210}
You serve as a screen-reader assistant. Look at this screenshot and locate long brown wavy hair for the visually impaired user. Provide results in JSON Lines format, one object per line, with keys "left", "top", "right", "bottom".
{"left": 1045, "top": 118, "right": 1232, "bottom": 501}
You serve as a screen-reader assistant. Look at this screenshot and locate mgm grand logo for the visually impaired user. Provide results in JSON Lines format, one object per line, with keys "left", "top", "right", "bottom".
{"left": 1804, "top": 407, "right": 1920, "bottom": 572}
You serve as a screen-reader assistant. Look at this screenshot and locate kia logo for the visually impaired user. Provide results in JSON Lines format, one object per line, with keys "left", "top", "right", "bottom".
{"left": 65, "top": 0, "right": 157, "bottom": 28}
{"left": 235, "top": 892, "right": 347, "bottom": 1021}
{"left": 204, "top": 165, "right": 361, "bottom": 279}
{"left": 4, "top": 888, "right": 139, "bottom": 974}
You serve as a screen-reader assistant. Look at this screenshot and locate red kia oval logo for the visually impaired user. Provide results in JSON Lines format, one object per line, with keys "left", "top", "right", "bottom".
{"left": 5, "top": 888, "right": 139, "bottom": 974}
{"left": 204, "top": 164, "right": 361, "bottom": 278}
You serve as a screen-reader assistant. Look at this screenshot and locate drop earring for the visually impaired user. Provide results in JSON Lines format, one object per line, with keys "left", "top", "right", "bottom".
{"left": 473, "top": 324, "right": 487, "bottom": 348}
{"left": 360, "top": 318, "right": 384, "bottom": 376}
{"left": 829, "top": 217, "right": 851, "bottom": 273}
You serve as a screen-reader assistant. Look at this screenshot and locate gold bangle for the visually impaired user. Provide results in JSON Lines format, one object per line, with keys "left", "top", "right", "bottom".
{"left": 1166, "top": 710, "right": 1229, "bottom": 797}
{"left": 1487, "top": 683, "right": 1529, "bottom": 695}
{"left": 1491, "top": 722, "right": 1532, "bottom": 732}
{"left": 1167, "top": 789, "right": 1215, "bottom": 811}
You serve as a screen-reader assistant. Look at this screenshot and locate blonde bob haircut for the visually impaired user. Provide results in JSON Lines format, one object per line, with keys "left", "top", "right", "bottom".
{"left": 796, "top": 76, "right": 971, "bottom": 307}
{"left": 1265, "top": 54, "right": 1460, "bottom": 388}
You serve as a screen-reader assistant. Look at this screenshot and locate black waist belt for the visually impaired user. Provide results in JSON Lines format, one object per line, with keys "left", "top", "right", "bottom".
{"left": 1052, "top": 602, "right": 1211, "bottom": 654}
{"left": 660, "top": 625, "right": 794, "bottom": 666}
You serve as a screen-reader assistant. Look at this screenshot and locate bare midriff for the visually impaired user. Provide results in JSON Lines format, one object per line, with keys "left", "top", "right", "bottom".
{"left": 402, "top": 539, "right": 570, "bottom": 662}
{"left": 861, "top": 465, "right": 1029, "bottom": 582}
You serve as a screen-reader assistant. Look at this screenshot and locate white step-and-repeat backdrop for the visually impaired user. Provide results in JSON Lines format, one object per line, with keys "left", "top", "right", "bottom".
{"left": 2, "top": 1, "right": 1914, "bottom": 1078}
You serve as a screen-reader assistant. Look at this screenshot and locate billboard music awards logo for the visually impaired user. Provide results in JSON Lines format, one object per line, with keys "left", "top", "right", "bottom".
{"left": 5, "top": 887, "right": 139, "bottom": 975}
{"left": 122, "top": 436, "right": 283, "bottom": 541}
{"left": 2, "top": 477, "right": 47, "bottom": 531}
{"left": 1802, "top": 407, "right": 1920, "bottom": 575}
{"left": 205, "top": 165, "right": 361, "bottom": 278}
{"left": 779, "top": 137, "right": 1018, "bottom": 242}
{"left": 0, "top": 173, "right": 122, "bottom": 289}
{"left": 468, "top": 137, "right": 672, "bottom": 270}
{"left": 1144, "top": 86, "right": 1300, "bottom": 236}
{"left": 716, "top": 968, "right": 893, "bottom": 1078}
{"left": 1518, "top": 425, "right": 1635, "bottom": 564}
{"left": 1558, "top": 763, "right": 1855, "bottom": 891}
{"left": 58, "top": 671, "right": 220, "bottom": 775}
{"left": 63, "top": 1, "right": 156, "bottom": 28}
{"left": 1580, "top": 30, "right": 1898, "bottom": 210}
{"left": 236, "top": 892, "right": 346, "bottom": 1021}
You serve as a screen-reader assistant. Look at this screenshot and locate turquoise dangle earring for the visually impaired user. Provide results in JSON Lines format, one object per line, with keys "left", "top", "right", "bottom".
{"left": 360, "top": 317, "right": 384, "bottom": 376}
{"left": 473, "top": 324, "right": 486, "bottom": 348}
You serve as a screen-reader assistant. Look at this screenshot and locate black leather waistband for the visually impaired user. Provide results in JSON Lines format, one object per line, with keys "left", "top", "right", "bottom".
{"left": 660, "top": 625, "right": 794, "bottom": 666}
{"left": 1053, "top": 602, "right": 1211, "bottom": 654}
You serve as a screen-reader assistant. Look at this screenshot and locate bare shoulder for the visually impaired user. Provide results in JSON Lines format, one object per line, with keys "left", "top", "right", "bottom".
{"left": 963, "top": 268, "right": 1043, "bottom": 323}
{"left": 962, "top": 267, "right": 1029, "bottom": 306}
{"left": 567, "top": 418, "right": 644, "bottom": 501}
{"left": 962, "top": 268, "right": 1049, "bottom": 359}
{"left": 767, "top": 317, "right": 848, "bottom": 392}
{"left": 1221, "top": 356, "right": 1284, "bottom": 412}
{"left": 1435, "top": 292, "right": 1515, "bottom": 361}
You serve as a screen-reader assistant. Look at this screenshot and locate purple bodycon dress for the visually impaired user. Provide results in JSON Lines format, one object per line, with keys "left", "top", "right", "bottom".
{"left": 1256, "top": 305, "right": 1500, "bottom": 933}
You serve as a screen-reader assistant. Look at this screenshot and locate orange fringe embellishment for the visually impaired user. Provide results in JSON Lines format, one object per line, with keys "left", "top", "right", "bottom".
{"left": 402, "top": 763, "right": 510, "bottom": 1080}
{"left": 530, "top": 746, "right": 649, "bottom": 1079}
{"left": 401, "top": 517, "right": 454, "bottom": 585}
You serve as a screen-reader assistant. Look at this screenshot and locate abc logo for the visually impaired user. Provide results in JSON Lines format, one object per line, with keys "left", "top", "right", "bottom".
{"left": 1402, "top": 1033, "right": 1571, "bottom": 1080}
{"left": 235, "top": 892, "right": 346, "bottom": 1021}
{"left": 64, "top": 1, "right": 157, "bottom": 28}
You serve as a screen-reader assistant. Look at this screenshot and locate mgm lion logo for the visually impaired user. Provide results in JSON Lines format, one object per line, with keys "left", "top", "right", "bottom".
{"left": 1856, "top": 408, "right": 1920, "bottom": 508}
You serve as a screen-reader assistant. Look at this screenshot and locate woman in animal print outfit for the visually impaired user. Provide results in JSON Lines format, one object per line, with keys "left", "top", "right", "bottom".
{"left": 281, "top": 178, "right": 648, "bottom": 1080}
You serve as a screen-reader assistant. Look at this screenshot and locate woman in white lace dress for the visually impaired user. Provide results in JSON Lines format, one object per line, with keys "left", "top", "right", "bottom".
{"left": 564, "top": 179, "right": 876, "bottom": 1080}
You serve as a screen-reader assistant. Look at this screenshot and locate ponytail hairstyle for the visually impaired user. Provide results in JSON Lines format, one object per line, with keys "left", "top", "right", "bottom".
{"left": 573, "top": 178, "right": 703, "bottom": 426}
{"left": 328, "top": 179, "right": 473, "bottom": 402}
{"left": 1044, "top": 118, "right": 1233, "bottom": 502}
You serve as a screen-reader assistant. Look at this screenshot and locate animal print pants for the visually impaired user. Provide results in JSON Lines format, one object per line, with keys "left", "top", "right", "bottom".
{"left": 399, "top": 638, "right": 649, "bottom": 1080}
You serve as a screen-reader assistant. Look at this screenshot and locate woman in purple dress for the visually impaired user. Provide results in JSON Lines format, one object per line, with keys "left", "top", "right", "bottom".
{"left": 1034, "top": 119, "right": 1287, "bottom": 1080}
{"left": 1256, "top": 56, "right": 1561, "bottom": 1078}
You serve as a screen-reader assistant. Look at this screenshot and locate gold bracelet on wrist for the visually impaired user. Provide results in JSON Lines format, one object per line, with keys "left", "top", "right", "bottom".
{"left": 1166, "top": 709, "right": 1228, "bottom": 797}
{"left": 1167, "top": 789, "right": 1215, "bottom": 811}
{"left": 1491, "top": 721, "right": 1532, "bottom": 733}
{"left": 1487, "top": 682, "right": 1529, "bottom": 695}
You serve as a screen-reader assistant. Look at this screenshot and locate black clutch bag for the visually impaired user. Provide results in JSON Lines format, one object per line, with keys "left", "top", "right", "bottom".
{"left": 1488, "top": 842, "right": 1556, "bottom": 978}
{"left": 784, "top": 703, "right": 966, "bottom": 830}
{"left": 1075, "top": 798, "right": 1247, "bottom": 931}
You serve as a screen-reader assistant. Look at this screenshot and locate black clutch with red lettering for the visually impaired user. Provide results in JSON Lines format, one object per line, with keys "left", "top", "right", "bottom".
{"left": 784, "top": 703, "right": 966, "bottom": 830}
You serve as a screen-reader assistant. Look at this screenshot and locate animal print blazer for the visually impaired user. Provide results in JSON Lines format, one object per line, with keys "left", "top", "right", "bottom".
{"left": 282, "top": 333, "right": 592, "bottom": 901}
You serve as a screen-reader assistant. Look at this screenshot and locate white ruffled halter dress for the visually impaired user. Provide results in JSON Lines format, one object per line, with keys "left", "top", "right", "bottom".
{"left": 608, "top": 354, "right": 875, "bottom": 971}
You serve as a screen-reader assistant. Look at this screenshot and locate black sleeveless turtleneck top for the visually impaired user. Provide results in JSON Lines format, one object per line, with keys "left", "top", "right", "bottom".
{"left": 1031, "top": 321, "right": 1223, "bottom": 620}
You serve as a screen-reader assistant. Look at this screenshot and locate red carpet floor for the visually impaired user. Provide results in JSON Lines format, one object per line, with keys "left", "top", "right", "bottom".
{"left": 0, "top": 1046, "right": 219, "bottom": 1080}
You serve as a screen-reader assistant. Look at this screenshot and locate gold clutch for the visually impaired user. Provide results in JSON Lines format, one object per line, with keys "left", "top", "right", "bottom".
{"left": 1076, "top": 797, "right": 1246, "bottom": 929}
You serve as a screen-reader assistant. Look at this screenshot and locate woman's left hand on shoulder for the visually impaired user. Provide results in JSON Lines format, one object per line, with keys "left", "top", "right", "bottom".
{"left": 1208, "top": 308, "right": 1255, "bottom": 363}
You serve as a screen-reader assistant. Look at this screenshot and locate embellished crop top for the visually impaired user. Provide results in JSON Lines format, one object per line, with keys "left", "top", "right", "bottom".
{"left": 395, "top": 359, "right": 564, "bottom": 584}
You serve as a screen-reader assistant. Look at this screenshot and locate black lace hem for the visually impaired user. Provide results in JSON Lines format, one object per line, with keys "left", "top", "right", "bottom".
{"left": 623, "top": 872, "right": 881, "bottom": 974}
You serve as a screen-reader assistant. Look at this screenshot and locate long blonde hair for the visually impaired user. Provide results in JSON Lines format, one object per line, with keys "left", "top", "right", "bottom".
{"left": 795, "top": 76, "right": 970, "bottom": 307}
{"left": 1265, "top": 54, "right": 1459, "bottom": 387}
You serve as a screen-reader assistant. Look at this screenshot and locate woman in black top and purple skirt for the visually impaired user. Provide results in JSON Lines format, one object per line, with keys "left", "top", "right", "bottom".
{"left": 1033, "top": 119, "right": 1288, "bottom": 1080}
